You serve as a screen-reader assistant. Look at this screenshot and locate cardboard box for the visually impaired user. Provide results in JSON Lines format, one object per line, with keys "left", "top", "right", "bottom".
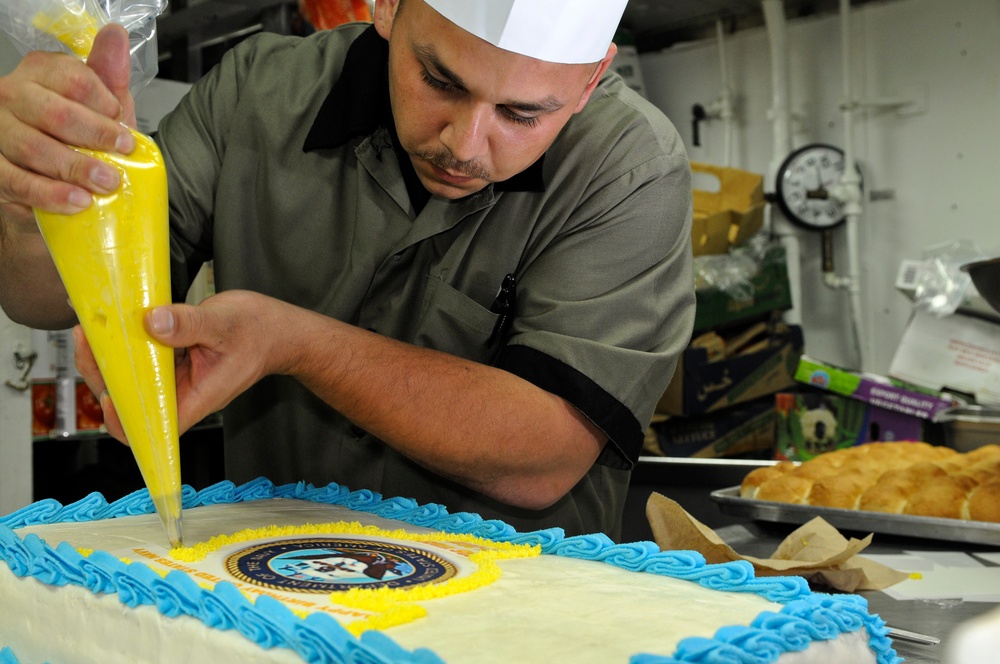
{"left": 693, "top": 244, "right": 792, "bottom": 333}
{"left": 889, "top": 309, "right": 1000, "bottom": 405}
{"left": 774, "top": 390, "right": 929, "bottom": 461}
{"left": 689, "top": 162, "right": 765, "bottom": 256}
{"left": 796, "top": 354, "right": 957, "bottom": 420}
{"left": 652, "top": 398, "right": 775, "bottom": 459}
{"left": 657, "top": 324, "right": 803, "bottom": 416}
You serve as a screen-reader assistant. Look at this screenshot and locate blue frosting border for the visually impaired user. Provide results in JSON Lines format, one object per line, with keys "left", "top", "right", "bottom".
{"left": 0, "top": 478, "right": 900, "bottom": 664}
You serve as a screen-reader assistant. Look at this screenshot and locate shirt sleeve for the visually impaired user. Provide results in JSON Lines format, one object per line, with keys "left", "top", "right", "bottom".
{"left": 496, "top": 81, "right": 696, "bottom": 469}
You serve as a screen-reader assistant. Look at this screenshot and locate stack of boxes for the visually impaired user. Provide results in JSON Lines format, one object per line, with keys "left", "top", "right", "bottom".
{"left": 648, "top": 164, "right": 802, "bottom": 459}
{"left": 774, "top": 356, "right": 958, "bottom": 461}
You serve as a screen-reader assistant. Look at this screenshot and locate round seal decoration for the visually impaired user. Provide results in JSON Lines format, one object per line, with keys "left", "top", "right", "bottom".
{"left": 225, "top": 537, "right": 458, "bottom": 593}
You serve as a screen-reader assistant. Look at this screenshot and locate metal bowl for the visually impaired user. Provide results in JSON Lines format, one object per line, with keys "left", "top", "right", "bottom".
{"left": 963, "top": 256, "right": 1000, "bottom": 315}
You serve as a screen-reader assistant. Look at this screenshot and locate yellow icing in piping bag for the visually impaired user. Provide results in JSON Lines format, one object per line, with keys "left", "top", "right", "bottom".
{"left": 35, "top": 132, "right": 183, "bottom": 547}
{"left": 30, "top": 2, "right": 182, "bottom": 547}
{"left": 31, "top": 4, "right": 98, "bottom": 58}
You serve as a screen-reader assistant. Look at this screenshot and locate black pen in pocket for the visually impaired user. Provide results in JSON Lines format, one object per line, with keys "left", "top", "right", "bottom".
{"left": 489, "top": 273, "right": 516, "bottom": 344}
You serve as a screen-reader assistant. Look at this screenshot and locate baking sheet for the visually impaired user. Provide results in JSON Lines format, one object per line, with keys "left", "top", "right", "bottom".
{"left": 711, "top": 486, "right": 1000, "bottom": 547}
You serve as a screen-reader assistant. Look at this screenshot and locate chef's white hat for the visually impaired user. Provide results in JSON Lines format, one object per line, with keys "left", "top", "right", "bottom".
{"left": 423, "top": 0, "right": 629, "bottom": 65}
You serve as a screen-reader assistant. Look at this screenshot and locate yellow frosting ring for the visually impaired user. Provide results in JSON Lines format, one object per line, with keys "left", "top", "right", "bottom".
{"left": 165, "top": 520, "right": 540, "bottom": 635}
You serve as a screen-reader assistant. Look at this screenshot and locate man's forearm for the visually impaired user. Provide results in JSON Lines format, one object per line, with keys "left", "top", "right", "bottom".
{"left": 280, "top": 306, "right": 607, "bottom": 510}
{"left": 0, "top": 209, "right": 75, "bottom": 329}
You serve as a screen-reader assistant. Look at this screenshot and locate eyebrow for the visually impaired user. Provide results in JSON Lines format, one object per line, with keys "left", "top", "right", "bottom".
{"left": 414, "top": 42, "right": 566, "bottom": 114}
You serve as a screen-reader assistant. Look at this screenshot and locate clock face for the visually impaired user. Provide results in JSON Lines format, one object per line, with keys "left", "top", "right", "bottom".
{"left": 776, "top": 144, "right": 852, "bottom": 230}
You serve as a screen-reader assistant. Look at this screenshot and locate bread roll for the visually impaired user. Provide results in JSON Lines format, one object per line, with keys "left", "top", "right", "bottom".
{"left": 808, "top": 472, "right": 879, "bottom": 510}
{"left": 904, "top": 475, "right": 978, "bottom": 519}
{"left": 740, "top": 462, "right": 796, "bottom": 499}
{"left": 756, "top": 474, "right": 815, "bottom": 504}
{"left": 742, "top": 442, "right": 1000, "bottom": 523}
{"left": 968, "top": 481, "right": 1000, "bottom": 523}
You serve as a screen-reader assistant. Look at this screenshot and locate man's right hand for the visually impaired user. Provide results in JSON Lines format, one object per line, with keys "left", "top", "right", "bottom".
{"left": 0, "top": 23, "right": 138, "bottom": 329}
{"left": 0, "top": 23, "right": 137, "bottom": 216}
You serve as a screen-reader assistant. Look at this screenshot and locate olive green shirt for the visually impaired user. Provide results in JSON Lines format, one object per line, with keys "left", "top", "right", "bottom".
{"left": 157, "top": 24, "right": 694, "bottom": 538}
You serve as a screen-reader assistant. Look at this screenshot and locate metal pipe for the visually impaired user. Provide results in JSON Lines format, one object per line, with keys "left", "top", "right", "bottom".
{"left": 715, "top": 19, "right": 735, "bottom": 166}
{"left": 762, "top": 0, "right": 803, "bottom": 326}
{"left": 839, "top": 0, "right": 867, "bottom": 369}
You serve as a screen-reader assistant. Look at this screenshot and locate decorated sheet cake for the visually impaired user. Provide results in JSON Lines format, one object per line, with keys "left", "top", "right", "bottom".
{"left": 0, "top": 479, "right": 899, "bottom": 663}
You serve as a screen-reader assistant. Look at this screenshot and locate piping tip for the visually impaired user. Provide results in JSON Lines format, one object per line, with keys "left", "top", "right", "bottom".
{"left": 165, "top": 515, "right": 184, "bottom": 549}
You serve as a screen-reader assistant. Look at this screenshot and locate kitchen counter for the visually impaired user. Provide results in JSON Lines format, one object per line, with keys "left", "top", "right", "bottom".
{"left": 623, "top": 457, "right": 1000, "bottom": 664}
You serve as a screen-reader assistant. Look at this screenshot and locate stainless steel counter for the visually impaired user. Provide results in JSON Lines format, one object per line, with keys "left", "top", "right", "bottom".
{"left": 623, "top": 457, "right": 1000, "bottom": 664}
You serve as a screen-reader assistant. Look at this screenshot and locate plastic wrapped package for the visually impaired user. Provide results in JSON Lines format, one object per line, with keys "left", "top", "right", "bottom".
{"left": 0, "top": 0, "right": 168, "bottom": 96}
{"left": 912, "top": 239, "right": 984, "bottom": 317}
{"left": 693, "top": 235, "right": 773, "bottom": 301}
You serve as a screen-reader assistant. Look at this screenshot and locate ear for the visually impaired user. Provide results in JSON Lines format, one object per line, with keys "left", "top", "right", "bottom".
{"left": 573, "top": 43, "right": 618, "bottom": 114}
{"left": 373, "top": 0, "right": 400, "bottom": 40}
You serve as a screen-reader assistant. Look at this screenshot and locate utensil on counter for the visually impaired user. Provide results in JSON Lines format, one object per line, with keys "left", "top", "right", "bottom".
{"left": 887, "top": 626, "right": 941, "bottom": 646}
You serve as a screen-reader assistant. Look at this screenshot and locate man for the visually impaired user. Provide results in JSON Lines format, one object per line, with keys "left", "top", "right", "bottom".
{"left": 0, "top": 0, "right": 694, "bottom": 538}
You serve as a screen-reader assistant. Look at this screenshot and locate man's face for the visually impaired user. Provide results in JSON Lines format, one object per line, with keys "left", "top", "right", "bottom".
{"left": 374, "top": 0, "right": 609, "bottom": 200}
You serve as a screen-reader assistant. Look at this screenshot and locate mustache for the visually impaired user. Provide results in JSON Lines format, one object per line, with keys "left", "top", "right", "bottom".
{"left": 416, "top": 148, "right": 491, "bottom": 181}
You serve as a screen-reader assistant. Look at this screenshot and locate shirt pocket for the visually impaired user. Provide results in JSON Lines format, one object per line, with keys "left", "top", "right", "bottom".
{"left": 413, "top": 276, "right": 501, "bottom": 362}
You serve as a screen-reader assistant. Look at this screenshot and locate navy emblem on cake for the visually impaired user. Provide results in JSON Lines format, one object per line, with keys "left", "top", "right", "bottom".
{"left": 225, "top": 537, "right": 458, "bottom": 592}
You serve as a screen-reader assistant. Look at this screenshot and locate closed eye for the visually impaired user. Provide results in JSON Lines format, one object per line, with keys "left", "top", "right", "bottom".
{"left": 498, "top": 107, "right": 539, "bottom": 128}
{"left": 421, "top": 69, "right": 459, "bottom": 93}
{"left": 421, "top": 70, "right": 540, "bottom": 128}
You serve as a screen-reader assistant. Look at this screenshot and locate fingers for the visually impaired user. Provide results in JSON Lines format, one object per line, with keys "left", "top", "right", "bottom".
{"left": 0, "top": 144, "right": 111, "bottom": 214}
{"left": 145, "top": 295, "right": 273, "bottom": 432}
{"left": 71, "top": 324, "right": 127, "bottom": 444}
{"left": 72, "top": 324, "right": 106, "bottom": 398}
{"left": 88, "top": 25, "right": 137, "bottom": 128}
{"left": 98, "top": 389, "right": 128, "bottom": 444}
{"left": 0, "top": 26, "right": 136, "bottom": 213}
{"left": 146, "top": 304, "right": 198, "bottom": 347}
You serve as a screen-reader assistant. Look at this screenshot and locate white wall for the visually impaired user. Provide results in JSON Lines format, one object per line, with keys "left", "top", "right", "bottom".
{"left": 0, "top": 33, "right": 33, "bottom": 513}
{"left": 0, "top": 310, "right": 32, "bottom": 514}
{"left": 641, "top": 0, "right": 1000, "bottom": 375}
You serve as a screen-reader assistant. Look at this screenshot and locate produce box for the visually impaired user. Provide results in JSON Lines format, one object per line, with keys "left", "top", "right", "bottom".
{"left": 774, "top": 390, "right": 927, "bottom": 461}
{"left": 657, "top": 323, "right": 803, "bottom": 416}
{"left": 689, "top": 162, "right": 765, "bottom": 256}
{"left": 796, "top": 354, "right": 957, "bottom": 420}
{"left": 651, "top": 398, "right": 775, "bottom": 459}
{"left": 692, "top": 244, "right": 792, "bottom": 333}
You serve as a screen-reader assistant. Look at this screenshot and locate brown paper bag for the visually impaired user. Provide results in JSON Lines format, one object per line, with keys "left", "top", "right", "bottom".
{"left": 646, "top": 492, "right": 908, "bottom": 592}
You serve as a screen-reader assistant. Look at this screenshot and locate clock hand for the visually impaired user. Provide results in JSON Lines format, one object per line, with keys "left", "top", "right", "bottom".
{"left": 808, "top": 166, "right": 829, "bottom": 200}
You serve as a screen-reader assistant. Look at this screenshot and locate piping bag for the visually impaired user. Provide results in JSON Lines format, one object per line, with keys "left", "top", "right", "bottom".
{"left": 5, "top": 0, "right": 182, "bottom": 546}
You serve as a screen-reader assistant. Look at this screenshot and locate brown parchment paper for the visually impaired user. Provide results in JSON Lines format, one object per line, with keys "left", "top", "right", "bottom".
{"left": 646, "top": 492, "right": 908, "bottom": 592}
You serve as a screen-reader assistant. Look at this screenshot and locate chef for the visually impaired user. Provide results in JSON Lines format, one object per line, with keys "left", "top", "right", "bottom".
{"left": 0, "top": 0, "right": 694, "bottom": 538}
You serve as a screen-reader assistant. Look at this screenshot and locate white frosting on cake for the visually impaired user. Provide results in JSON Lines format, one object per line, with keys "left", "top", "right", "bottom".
{"left": 0, "top": 480, "right": 898, "bottom": 664}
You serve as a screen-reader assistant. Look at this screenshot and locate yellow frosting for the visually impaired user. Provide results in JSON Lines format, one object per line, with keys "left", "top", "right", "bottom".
{"left": 35, "top": 130, "right": 182, "bottom": 546}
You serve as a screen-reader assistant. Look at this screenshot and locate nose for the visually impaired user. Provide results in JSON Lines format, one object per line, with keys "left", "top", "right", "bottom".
{"left": 440, "top": 102, "right": 489, "bottom": 163}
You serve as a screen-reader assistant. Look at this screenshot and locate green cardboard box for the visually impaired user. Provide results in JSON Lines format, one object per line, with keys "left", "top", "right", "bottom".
{"left": 693, "top": 244, "right": 792, "bottom": 334}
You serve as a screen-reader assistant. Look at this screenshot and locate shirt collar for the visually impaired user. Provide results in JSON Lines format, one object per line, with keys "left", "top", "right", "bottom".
{"left": 302, "top": 25, "right": 545, "bottom": 193}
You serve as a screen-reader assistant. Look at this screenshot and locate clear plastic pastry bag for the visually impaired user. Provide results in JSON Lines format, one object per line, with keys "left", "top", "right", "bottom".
{"left": 0, "top": 0, "right": 168, "bottom": 96}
